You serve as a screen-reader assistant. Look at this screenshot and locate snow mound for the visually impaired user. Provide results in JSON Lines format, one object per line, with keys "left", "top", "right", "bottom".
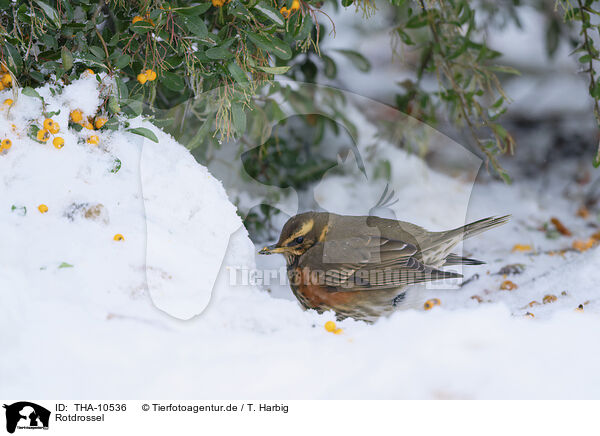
{"left": 0, "top": 75, "right": 249, "bottom": 319}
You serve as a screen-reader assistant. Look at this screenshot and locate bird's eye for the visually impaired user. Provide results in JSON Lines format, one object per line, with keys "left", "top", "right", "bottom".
{"left": 295, "top": 236, "right": 304, "bottom": 244}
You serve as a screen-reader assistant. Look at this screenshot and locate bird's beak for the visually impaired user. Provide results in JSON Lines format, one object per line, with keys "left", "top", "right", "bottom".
{"left": 259, "top": 244, "right": 286, "bottom": 255}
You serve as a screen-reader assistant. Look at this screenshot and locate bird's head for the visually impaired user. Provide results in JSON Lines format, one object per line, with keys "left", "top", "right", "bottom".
{"left": 259, "top": 212, "right": 330, "bottom": 261}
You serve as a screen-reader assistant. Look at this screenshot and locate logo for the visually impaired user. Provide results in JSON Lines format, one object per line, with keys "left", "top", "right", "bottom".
{"left": 3, "top": 402, "right": 50, "bottom": 434}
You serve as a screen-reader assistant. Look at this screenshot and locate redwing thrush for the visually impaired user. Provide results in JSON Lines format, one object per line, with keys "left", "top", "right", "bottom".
{"left": 259, "top": 212, "right": 509, "bottom": 322}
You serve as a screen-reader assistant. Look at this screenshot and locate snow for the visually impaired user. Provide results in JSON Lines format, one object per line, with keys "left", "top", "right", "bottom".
{"left": 2, "top": 71, "right": 600, "bottom": 399}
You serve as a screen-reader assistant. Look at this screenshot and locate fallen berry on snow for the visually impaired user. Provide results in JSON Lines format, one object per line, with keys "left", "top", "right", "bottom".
{"left": 575, "top": 304, "right": 584, "bottom": 313}
{"left": 87, "top": 135, "right": 100, "bottom": 145}
{"left": 324, "top": 321, "right": 337, "bottom": 332}
{"left": 512, "top": 244, "right": 532, "bottom": 252}
{"left": 525, "top": 312, "right": 535, "bottom": 318}
{"left": 424, "top": 298, "right": 441, "bottom": 310}
{"left": 3, "top": 98, "right": 13, "bottom": 106}
{"left": 577, "top": 206, "right": 590, "bottom": 219}
{"left": 1, "top": 138, "right": 12, "bottom": 150}
{"left": 53, "top": 137, "right": 65, "bottom": 149}
{"left": 113, "top": 234, "right": 125, "bottom": 241}
{"left": 500, "top": 280, "right": 517, "bottom": 291}
{"left": 38, "top": 204, "right": 49, "bottom": 213}
{"left": 543, "top": 294, "right": 557, "bottom": 304}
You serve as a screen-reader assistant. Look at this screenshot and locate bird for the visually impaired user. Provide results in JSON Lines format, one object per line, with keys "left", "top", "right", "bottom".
{"left": 259, "top": 212, "right": 509, "bottom": 323}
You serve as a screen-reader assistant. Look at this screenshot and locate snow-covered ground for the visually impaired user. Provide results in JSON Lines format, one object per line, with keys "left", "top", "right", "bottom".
{"left": 2, "top": 72, "right": 600, "bottom": 399}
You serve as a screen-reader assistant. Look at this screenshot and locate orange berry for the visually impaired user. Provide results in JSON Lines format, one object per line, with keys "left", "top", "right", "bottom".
{"left": 543, "top": 294, "right": 557, "bottom": 304}
{"left": 83, "top": 120, "right": 94, "bottom": 130}
{"left": 3, "top": 98, "right": 13, "bottom": 106}
{"left": 145, "top": 69, "right": 157, "bottom": 81}
{"left": 512, "top": 244, "right": 532, "bottom": 252}
{"left": 424, "top": 298, "right": 441, "bottom": 310}
{"left": 132, "top": 15, "right": 144, "bottom": 23}
{"left": 52, "top": 137, "right": 65, "bottom": 149}
{"left": 500, "top": 280, "right": 517, "bottom": 291}
{"left": 0, "top": 82, "right": 5, "bottom": 91}
{"left": 280, "top": 6, "right": 290, "bottom": 17}
{"left": 1, "top": 138, "right": 11, "bottom": 150}
{"left": 94, "top": 117, "right": 108, "bottom": 129}
{"left": 36, "top": 129, "right": 50, "bottom": 142}
{"left": 291, "top": 0, "right": 300, "bottom": 10}
{"left": 84, "top": 68, "right": 94, "bottom": 76}
{"left": 1, "top": 74, "right": 12, "bottom": 87}
{"left": 87, "top": 135, "right": 100, "bottom": 145}
{"left": 38, "top": 204, "right": 49, "bottom": 213}
{"left": 43, "top": 118, "right": 55, "bottom": 131}
{"left": 70, "top": 110, "right": 83, "bottom": 123}
{"left": 137, "top": 73, "right": 148, "bottom": 84}
{"left": 113, "top": 233, "right": 124, "bottom": 241}
{"left": 324, "top": 321, "right": 336, "bottom": 332}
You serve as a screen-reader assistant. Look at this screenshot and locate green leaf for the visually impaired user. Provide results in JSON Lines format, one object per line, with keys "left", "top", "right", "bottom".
{"left": 228, "top": 62, "right": 249, "bottom": 87}
{"left": 174, "top": 2, "right": 212, "bottom": 15}
{"left": 89, "top": 46, "right": 105, "bottom": 60}
{"left": 230, "top": 4, "right": 254, "bottom": 21}
{"left": 253, "top": 2, "right": 285, "bottom": 26}
{"left": 58, "top": 262, "right": 74, "bottom": 268}
{"left": 61, "top": 46, "right": 73, "bottom": 70}
{"left": 232, "top": 102, "right": 247, "bottom": 135}
{"left": 127, "top": 127, "right": 159, "bottom": 143}
{"left": 34, "top": 0, "right": 61, "bottom": 28}
{"left": 114, "top": 54, "right": 131, "bottom": 69}
{"left": 110, "top": 158, "right": 122, "bottom": 173}
{"left": 254, "top": 65, "right": 291, "bottom": 74}
{"left": 322, "top": 55, "right": 337, "bottom": 79}
{"left": 206, "top": 45, "right": 234, "bottom": 60}
{"left": 245, "top": 31, "right": 292, "bottom": 60}
{"left": 183, "top": 16, "right": 208, "bottom": 38}
{"left": 161, "top": 71, "right": 186, "bottom": 91}
{"left": 22, "top": 87, "right": 42, "bottom": 99}
{"left": 334, "top": 49, "right": 370, "bottom": 72}
{"left": 131, "top": 21, "right": 154, "bottom": 34}
{"left": 4, "top": 42, "right": 23, "bottom": 75}
{"left": 489, "top": 65, "right": 520, "bottom": 75}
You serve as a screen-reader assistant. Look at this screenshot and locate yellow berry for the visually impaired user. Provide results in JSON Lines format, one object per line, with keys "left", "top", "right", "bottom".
{"left": 83, "top": 120, "right": 94, "bottom": 130}
{"left": 43, "top": 118, "right": 55, "bottom": 131}
{"left": 3, "top": 98, "right": 13, "bottom": 106}
{"left": 70, "top": 109, "right": 83, "bottom": 123}
{"left": 137, "top": 73, "right": 148, "bottom": 84}
{"left": 84, "top": 68, "right": 94, "bottom": 76}
{"left": 0, "top": 82, "right": 5, "bottom": 91}
{"left": 87, "top": 135, "right": 100, "bottom": 145}
{"left": 94, "top": 117, "right": 108, "bottom": 129}
{"left": 333, "top": 328, "right": 343, "bottom": 335}
{"left": 543, "top": 294, "right": 557, "bottom": 304}
{"left": 280, "top": 6, "right": 290, "bottom": 17}
{"left": 145, "top": 69, "right": 157, "bottom": 81}
{"left": 38, "top": 204, "right": 49, "bottom": 213}
{"left": 1, "top": 138, "right": 11, "bottom": 150}
{"left": 291, "top": 0, "right": 300, "bottom": 10}
{"left": 424, "top": 298, "right": 441, "bottom": 310}
{"left": 212, "top": 0, "right": 225, "bottom": 6}
{"left": 132, "top": 15, "right": 144, "bottom": 24}
{"left": 53, "top": 137, "right": 65, "bottom": 149}
{"left": 36, "top": 129, "right": 50, "bottom": 142}
{"left": 324, "top": 321, "right": 336, "bottom": 332}
{"left": 113, "top": 233, "right": 124, "bottom": 241}
{"left": 1, "top": 74, "right": 12, "bottom": 87}
{"left": 49, "top": 122, "right": 60, "bottom": 134}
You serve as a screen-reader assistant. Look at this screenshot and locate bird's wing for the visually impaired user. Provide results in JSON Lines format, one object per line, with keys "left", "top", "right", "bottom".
{"left": 299, "top": 236, "right": 462, "bottom": 292}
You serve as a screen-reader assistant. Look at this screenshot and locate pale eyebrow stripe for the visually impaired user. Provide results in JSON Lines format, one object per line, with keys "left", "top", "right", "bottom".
{"left": 281, "top": 219, "right": 314, "bottom": 246}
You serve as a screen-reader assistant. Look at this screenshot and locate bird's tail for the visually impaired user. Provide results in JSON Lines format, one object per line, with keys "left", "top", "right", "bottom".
{"left": 443, "top": 215, "right": 510, "bottom": 243}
